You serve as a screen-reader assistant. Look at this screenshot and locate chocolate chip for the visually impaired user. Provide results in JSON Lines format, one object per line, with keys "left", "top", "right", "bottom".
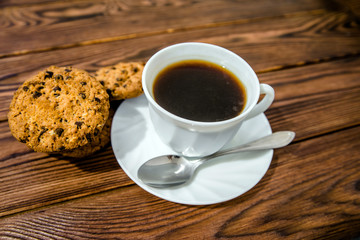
{"left": 75, "top": 121, "right": 83, "bottom": 129}
{"left": 94, "top": 128, "right": 99, "bottom": 136}
{"left": 53, "top": 86, "right": 61, "bottom": 92}
{"left": 54, "top": 93, "right": 60, "bottom": 97}
{"left": 112, "top": 67, "right": 116, "bottom": 70}
{"left": 55, "top": 74, "right": 63, "bottom": 81}
{"left": 23, "top": 86, "right": 29, "bottom": 91}
{"left": 86, "top": 133, "right": 92, "bottom": 143}
{"left": 37, "top": 86, "right": 44, "bottom": 91}
{"left": 55, "top": 128, "right": 64, "bottom": 137}
{"left": 99, "top": 81, "right": 105, "bottom": 86}
{"left": 133, "top": 67, "right": 139, "bottom": 73}
{"left": 33, "top": 91, "right": 42, "bottom": 99}
{"left": 106, "top": 89, "right": 112, "bottom": 98}
{"left": 58, "top": 146, "right": 66, "bottom": 151}
{"left": 38, "top": 127, "right": 48, "bottom": 141}
{"left": 80, "top": 82, "right": 87, "bottom": 86}
{"left": 123, "top": 84, "right": 127, "bottom": 88}
{"left": 44, "top": 71, "right": 53, "bottom": 79}
{"left": 94, "top": 97, "right": 101, "bottom": 103}
{"left": 79, "top": 93, "right": 86, "bottom": 99}
{"left": 114, "top": 83, "right": 119, "bottom": 87}
{"left": 65, "top": 69, "right": 72, "bottom": 72}
{"left": 66, "top": 76, "right": 72, "bottom": 80}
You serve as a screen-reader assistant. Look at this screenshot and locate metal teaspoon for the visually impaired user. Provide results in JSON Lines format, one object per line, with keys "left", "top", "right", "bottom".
{"left": 137, "top": 131, "right": 295, "bottom": 188}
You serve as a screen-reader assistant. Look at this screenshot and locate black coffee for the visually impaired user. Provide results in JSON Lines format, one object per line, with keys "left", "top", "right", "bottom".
{"left": 153, "top": 60, "right": 246, "bottom": 122}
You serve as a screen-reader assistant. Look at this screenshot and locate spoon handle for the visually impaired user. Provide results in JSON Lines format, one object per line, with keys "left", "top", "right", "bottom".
{"left": 202, "top": 131, "right": 295, "bottom": 161}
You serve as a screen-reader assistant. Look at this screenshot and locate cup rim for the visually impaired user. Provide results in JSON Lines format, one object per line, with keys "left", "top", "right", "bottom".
{"left": 142, "top": 42, "right": 260, "bottom": 127}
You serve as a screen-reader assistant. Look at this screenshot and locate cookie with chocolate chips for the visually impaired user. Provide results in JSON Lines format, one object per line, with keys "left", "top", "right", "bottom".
{"left": 8, "top": 66, "right": 110, "bottom": 153}
{"left": 95, "top": 62, "right": 145, "bottom": 100}
{"left": 61, "top": 108, "right": 114, "bottom": 158}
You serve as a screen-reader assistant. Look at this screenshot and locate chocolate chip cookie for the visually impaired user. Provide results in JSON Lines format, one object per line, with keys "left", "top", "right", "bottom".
{"left": 61, "top": 109, "right": 114, "bottom": 158}
{"left": 95, "top": 62, "right": 145, "bottom": 100}
{"left": 8, "top": 66, "right": 110, "bottom": 153}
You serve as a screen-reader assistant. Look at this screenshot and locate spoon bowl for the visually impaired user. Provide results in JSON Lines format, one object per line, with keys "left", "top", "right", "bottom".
{"left": 137, "top": 156, "right": 196, "bottom": 187}
{"left": 138, "top": 131, "right": 295, "bottom": 188}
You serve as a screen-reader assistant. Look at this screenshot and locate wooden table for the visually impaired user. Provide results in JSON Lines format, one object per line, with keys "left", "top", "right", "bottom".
{"left": 1, "top": 0, "right": 360, "bottom": 239}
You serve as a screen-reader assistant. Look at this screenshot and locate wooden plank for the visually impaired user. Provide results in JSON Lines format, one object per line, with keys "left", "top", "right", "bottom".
{"left": 269, "top": 87, "right": 360, "bottom": 139}
{"left": 261, "top": 56, "right": 360, "bottom": 139}
{"left": 0, "top": 0, "right": 56, "bottom": 8}
{"left": 0, "top": 56, "right": 359, "bottom": 217}
{"left": 0, "top": 0, "right": 331, "bottom": 56}
{"left": 337, "top": 0, "right": 360, "bottom": 18}
{"left": 1, "top": 11, "right": 359, "bottom": 119}
{"left": 0, "top": 121, "right": 132, "bottom": 217}
{"left": 1, "top": 127, "right": 359, "bottom": 239}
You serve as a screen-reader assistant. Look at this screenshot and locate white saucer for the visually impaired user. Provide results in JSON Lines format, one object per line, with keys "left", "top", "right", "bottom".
{"left": 111, "top": 95, "right": 273, "bottom": 205}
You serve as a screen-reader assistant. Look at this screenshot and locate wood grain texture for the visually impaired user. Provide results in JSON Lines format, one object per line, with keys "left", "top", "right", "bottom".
{"left": 0, "top": 0, "right": 327, "bottom": 56}
{"left": 1, "top": 10, "right": 359, "bottom": 120}
{"left": 337, "top": 0, "right": 360, "bottom": 18}
{"left": 0, "top": 123, "right": 132, "bottom": 217}
{"left": 0, "top": 55, "right": 359, "bottom": 218}
{"left": 1, "top": 127, "right": 359, "bottom": 239}
{"left": 262, "top": 56, "right": 360, "bottom": 139}
{"left": 1, "top": 0, "right": 360, "bottom": 238}
{"left": 0, "top": 0, "right": 56, "bottom": 8}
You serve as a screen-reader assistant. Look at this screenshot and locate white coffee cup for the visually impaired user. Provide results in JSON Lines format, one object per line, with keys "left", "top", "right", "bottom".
{"left": 142, "top": 42, "right": 274, "bottom": 157}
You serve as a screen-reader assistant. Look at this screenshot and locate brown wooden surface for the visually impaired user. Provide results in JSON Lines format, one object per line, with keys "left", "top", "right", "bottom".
{"left": 1, "top": 0, "right": 359, "bottom": 239}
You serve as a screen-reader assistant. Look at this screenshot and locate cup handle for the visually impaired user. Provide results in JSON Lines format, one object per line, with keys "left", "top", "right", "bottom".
{"left": 245, "top": 84, "right": 275, "bottom": 119}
